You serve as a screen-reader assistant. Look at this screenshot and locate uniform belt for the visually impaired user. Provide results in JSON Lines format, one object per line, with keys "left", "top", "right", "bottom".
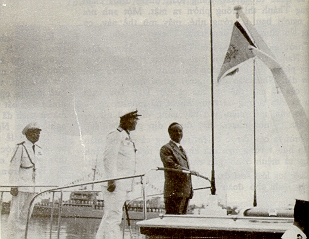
{"left": 20, "top": 165, "right": 34, "bottom": 169}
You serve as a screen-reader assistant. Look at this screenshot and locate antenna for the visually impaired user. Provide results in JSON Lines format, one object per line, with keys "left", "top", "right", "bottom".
{"left": 252, "top": 0, "right": 257, "bottom": 208}
{"left": 209, "top": 0, "right": 216, "bottom": 196}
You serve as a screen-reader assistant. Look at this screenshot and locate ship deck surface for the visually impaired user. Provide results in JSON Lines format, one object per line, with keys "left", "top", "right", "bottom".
{"left": 137, "top": 215, "right": 293, "bottom": 238}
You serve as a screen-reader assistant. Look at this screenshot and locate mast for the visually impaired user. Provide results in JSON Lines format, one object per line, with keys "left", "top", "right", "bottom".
{"left": 209, "top": 0, "right": 216, "bottom": 195}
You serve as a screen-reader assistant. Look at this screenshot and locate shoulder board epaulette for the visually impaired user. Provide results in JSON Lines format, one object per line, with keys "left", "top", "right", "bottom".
{"left": 117, "top": 127, "right": 123, "bottom": 132}
{"left": 10, "top": 142, "right": 24, "bottom": 162}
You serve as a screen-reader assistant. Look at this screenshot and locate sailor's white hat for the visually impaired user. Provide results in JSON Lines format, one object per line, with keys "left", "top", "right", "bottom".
{"left": 22, "top": 122, "right": 42, "bottom": 135}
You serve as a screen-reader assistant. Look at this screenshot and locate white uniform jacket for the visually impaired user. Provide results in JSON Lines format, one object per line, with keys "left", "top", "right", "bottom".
{"left": 9, "top": 140, "right": 42, "bottom": 192}
{"left": 102, "top": 127, "right": 136, "bottom": 191}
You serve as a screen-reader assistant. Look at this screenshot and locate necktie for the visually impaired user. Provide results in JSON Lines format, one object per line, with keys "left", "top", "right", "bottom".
{"left": 32, "top": 145, "right": 35, "bottom": 154}
{"left": 179, "top": 145, "right": 185, "bottom": 154}
{"left": 127, "top": 132, "right": 137, "bottom": 152}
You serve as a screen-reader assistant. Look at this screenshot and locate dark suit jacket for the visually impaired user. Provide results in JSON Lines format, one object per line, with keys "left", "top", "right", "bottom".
{"left": 160, "top": 141, "right": 193, "bottom": 199}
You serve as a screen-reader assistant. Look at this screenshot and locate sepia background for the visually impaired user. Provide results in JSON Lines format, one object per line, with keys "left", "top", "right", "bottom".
{"left": 0, "top": 0, "right": 308, "bottom": 210}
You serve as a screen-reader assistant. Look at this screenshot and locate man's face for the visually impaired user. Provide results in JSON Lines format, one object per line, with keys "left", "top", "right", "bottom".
{"left": 127, "top": 117, "right": 139, "bottom": 131}
{"left": 169, "top": 124, "right": 183, "bottom": 143}
{"left": 25, "top": 129, "right": 41, "bottom": 143}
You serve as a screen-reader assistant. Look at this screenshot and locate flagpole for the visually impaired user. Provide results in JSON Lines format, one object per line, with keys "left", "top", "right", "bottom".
{"left": 209, "top": 0, "right": 216, "bottom": 196}
{"left": 235, "top": 4, "right": 257, "bottom": 207}
{"left": 253, "top": 60, "right": 257, "bottom": 207}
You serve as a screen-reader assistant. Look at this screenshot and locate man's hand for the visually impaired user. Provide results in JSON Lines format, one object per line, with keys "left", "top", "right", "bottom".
{"left": 190, "top": 170, "right": 200, "bottom": 176}
{"left": 10, "top": 187, "right": 18, "bottom": 196}
{"left": 107, "top": 180, "right": 116, "bottom": 192}
{"left": 190, "top": 188, "right": 194, "bottom": 198}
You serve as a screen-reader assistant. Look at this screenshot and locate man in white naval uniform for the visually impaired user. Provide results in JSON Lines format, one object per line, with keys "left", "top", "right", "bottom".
{"left": 96, "top": 109, "right": 141, "bottom": 239}
{"left": 281, "top": 199, "right": 308, "bottom": 239}
{"left": 7, "top": 122, "right": 42, "bottom": 239}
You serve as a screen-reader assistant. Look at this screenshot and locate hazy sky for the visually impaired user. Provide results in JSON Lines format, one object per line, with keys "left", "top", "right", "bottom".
{"left": 0, "top": 0, "right": 308, "bottom": 208}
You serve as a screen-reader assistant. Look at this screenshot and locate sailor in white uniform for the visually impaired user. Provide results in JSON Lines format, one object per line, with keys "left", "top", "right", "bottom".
{"left": 282, "top": 199, "right": 308, "bottom": 239}
{"left": 96, "top": 109, "right": 141, "bottom": 239}
{"left": 7, "top": 122, "right": 42, "bottom": 239}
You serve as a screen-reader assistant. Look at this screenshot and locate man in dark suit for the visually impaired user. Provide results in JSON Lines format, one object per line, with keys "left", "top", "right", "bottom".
{"left": 160, "top": 122, "right": 197, "bottom": 214}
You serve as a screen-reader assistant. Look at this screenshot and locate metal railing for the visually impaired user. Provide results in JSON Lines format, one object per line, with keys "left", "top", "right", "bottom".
{"left": 0, "top": 167, "right": 211, "bottom": 239}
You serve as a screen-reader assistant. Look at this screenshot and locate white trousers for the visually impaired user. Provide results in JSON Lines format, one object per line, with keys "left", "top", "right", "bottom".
{"left": 96, "top": 187, "right": 127, "bottom": 239}
{"left": 7, "top": 192, "right": 36, "bottom": 239}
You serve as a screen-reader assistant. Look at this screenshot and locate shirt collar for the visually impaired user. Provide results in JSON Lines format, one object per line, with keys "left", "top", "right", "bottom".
{"left": 117, "top": 126, "right": 130, "bottom": 136}
{"left": 171, "top": 140, "right": 181, "bottom": 148}
{"left": 24, "top": 139, "right": 35, "bottom": 147}
{"left": 24, "top": 139, "right": 40, "bottom": 149}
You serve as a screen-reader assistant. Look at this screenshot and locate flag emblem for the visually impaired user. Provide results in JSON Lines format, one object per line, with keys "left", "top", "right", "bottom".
{"left": 225, "top": 44, "right": 239, "bottom": 63}
{"left": 217, "top": 21, "right": 256, "bottom": 82}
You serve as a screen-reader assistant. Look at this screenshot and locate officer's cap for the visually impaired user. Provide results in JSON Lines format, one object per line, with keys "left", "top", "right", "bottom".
{"left": 22, "top": 122, "right": 42, "bottom": 135}
{"left": 119, "top": 109, "right": 142, "bottom": 119}
{"left": 294, "top": 199, "right": 309, "bottom": 223}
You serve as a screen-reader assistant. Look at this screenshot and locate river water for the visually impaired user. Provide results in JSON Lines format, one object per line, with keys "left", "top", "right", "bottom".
{"left": 1, "top": 214, "right": 146, "bottom": 239}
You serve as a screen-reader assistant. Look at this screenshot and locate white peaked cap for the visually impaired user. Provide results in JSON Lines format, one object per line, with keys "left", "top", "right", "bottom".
{"left": 115, "top": 103, "right": 140, "bottom": 118}
{"left": 22, "top": 122, "right": 41, "bottom": 135}
{"left": 118, "top": 107, "right": 141, "bottom": 118}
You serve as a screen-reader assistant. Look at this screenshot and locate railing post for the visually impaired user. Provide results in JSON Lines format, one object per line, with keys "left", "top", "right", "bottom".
{"left": 0, "top": 191, "right": 3, "bottom": 234}
{"left": 57, "top": 191, "right": 63, "bottom": 239}
{"left": 141, "top": 175, "right": 147, "bottom": 220}
{"left": 0, "top": 191, "right": 3, "bottom": 214}
{"left": 49, "top": 191, "right": 55, "bottom": 239}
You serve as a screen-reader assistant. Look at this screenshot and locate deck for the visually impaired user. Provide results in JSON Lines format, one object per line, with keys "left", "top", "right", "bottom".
{"left": 137, "top": 214, "right": 293, "bottom": 238}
